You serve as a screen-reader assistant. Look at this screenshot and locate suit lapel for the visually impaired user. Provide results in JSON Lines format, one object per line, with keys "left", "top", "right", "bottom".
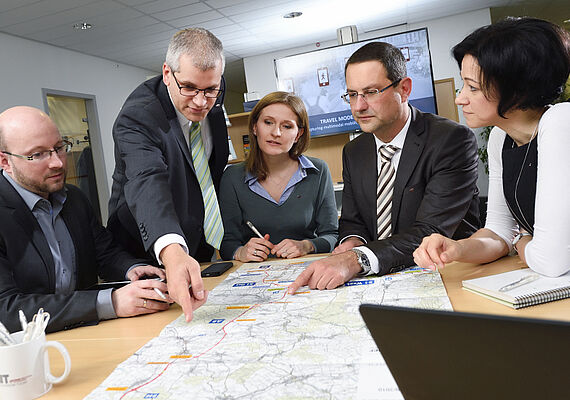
{"left": 171, "top": 118, "right": 195, "bottom": 173}
{"left": 156, "top": 80, "right": 195, "bottom": 173}
{"left": 0, "top": 175, "right": 55, "bottom": 284}
{"left": 392, "top": 107, "right": 426, "bottom": 227}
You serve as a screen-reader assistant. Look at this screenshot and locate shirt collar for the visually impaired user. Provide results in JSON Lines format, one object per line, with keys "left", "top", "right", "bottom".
{"left": 244, "top": 155, "right": 317, "bottom": 184}
{"left": 167, "top": 86, "right": 191, "bottom": 131}
{"left": 373, "top": 106, "right": 412, "bottom": 149}
{"left": 2, "top": 169, "right": 67, "bottom": 211}
{"left": 167, "top": 85, "right": 211, "bottom": 138}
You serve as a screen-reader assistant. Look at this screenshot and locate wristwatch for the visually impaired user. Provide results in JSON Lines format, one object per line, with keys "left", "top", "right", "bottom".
{"left": 350, "top": 248, "right": 371, "bottom": 276}
{"left": 512, "top": 232, "right": 531, "bottom": 251}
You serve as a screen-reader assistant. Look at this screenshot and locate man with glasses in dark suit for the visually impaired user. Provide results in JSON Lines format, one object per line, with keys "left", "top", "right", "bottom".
{"left": 108, "top": 28, "right": 229, "bottom": 322}
{"left": 289, "top": 42, "right": 480, "bottom": 293}
{"left": 0, "top": 106, "right": 171, "bottom": 333}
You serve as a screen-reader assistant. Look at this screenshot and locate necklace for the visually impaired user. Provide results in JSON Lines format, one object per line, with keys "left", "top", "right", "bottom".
{"left": 512, "top": 122, "right": 539, "bottom": 232}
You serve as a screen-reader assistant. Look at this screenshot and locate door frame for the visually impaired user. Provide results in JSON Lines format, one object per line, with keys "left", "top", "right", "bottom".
{"left": 42, "top": 88, "right": 109, "bottom": 221}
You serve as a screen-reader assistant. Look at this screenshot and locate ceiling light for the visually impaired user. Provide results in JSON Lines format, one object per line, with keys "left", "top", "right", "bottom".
{"left": 283, "top": 11, "right": 302, "bottom": 19}
{"left": 73, "top": 22, "right": 93, "bottom": 30}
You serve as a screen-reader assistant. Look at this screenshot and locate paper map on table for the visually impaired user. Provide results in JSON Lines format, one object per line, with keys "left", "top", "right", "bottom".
{"left": 85, "top": 257, "right": 452, "bottom": 399}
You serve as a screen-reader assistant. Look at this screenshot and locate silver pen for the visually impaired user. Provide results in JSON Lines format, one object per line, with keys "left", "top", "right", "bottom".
{"left": 246, "top": 220, "right": 264, "bottom": 239}
{"left": 152, "top": 278, "right": 167, "bottom": 300}
{"left": 0, "top": 321, "right": 16, "bottom": 346}
{"left": 154, "top": 287, "right": 167, "bottom": 300}
{"left": 19, "top": 309, "right": 28, "bottom": 332}
{"left": 499, "top": 273, "right": 540, "bottom": 292}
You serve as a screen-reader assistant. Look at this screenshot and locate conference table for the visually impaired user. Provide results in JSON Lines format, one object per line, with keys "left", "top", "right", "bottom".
{"left": 43, "top": 256, "right": 570, "bottom": 399}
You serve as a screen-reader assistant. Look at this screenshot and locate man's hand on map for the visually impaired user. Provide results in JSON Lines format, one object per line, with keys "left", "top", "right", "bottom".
{"left": 160, "top": 243, "right": 209, "bottom": 322}
{"left": 235, "top": 234, "right": 273, "bottom": 262}
{"left": 332, "top": 237, "right": 364, "bottom": 254}
{"left": 272, "top": 239, "right": 314, "bottom": 259}
{"left": 111, "top": 279, "right": 172, "bottom": 317}
{"left": 288, "top": 251, "right": 362, "bottom": 293}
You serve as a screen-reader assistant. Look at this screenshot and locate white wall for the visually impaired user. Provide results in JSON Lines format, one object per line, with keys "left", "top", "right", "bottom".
{"left": 243, "top": 8, "right": 492, "bottom": 196}
{"left": 0, "top": 31, "right": 156, "bottom": 205}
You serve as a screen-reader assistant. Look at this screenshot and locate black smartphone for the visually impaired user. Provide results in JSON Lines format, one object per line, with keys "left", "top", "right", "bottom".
{"left": 201, "top": 261, "right": 233, "bottom": 277}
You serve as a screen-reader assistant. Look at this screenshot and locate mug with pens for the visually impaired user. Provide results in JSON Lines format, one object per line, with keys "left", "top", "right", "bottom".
{"left": 0, "top": 308, "right": 71, "bottom": 399}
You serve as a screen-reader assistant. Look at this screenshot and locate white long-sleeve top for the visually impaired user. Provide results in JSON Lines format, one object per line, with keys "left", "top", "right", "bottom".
{"left": 485, "top": 102, "right": 570, "bottom": 277}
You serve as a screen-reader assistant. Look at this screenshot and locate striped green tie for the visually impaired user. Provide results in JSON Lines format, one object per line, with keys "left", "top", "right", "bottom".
{"left": 190, "top": 122, "right": 224, "bottom": 249}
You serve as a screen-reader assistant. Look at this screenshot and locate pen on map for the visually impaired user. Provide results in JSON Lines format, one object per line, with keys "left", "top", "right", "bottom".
{"left": 499, "top": 273, "right": 540, "bottom": 292}
{"left": 246, "top": 220, "right": 264, "bottom": 239}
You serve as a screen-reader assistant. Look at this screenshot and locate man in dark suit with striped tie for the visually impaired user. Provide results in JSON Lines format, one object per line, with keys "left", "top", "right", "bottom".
{"left": 289, "top": 42, "right": 480, "bottom": 292}
{"left": 108, "top": 28, "right": 228, "bottom": 321}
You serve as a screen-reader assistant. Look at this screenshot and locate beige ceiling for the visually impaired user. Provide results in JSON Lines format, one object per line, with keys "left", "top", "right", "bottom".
{"left": 0, "top": 0, "right": 567, "bottom": 73}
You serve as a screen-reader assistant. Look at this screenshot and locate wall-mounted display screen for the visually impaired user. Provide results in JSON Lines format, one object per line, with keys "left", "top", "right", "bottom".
{"left": 274, "top": 28, "right": 437, "bottom": 137}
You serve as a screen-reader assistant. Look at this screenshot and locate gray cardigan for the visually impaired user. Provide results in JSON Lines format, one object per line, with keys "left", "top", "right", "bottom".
{"left": 219, "top": 157, "right": 338, "bottom": 260}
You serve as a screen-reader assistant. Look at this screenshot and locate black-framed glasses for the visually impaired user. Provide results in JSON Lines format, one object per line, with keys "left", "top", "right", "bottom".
{"left": 171, "top": 72, "right": 223, "bottom": 98}
{"left": 341, "top": 79, "right": 402, "bottom": 104}
{"left": 1, "top": 140, "right": 72, "bottom": 161}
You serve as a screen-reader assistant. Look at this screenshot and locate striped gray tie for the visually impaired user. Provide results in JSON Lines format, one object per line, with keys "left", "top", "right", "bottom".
{"left": 377, "top": 145, "right": 398, "bottom": 240}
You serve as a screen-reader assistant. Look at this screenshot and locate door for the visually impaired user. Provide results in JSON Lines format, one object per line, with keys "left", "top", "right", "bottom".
{"left": 46, "top": 94, "right": 102, "bottom": 221}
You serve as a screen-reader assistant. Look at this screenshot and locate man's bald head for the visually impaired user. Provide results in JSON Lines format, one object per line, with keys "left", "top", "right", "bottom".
{"left": 0, "top": 106, "right": 57, "bottom": 151}
{"left": 0, "top": 106, "right": 67, "bottom": 199}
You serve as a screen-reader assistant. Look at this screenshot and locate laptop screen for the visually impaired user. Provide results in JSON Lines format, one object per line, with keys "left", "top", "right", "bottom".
{"left": 359, "top": 304, "right": 570, "bottom": 400}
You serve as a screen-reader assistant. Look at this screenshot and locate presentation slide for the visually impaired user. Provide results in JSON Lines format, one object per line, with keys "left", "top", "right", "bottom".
{"left": 275, "top": 28, "right": 436, "bottom": 137}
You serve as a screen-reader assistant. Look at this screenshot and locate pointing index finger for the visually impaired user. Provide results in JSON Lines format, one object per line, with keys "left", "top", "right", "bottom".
{"left": 288, "top": 266, "right": 313, "bottom": 294}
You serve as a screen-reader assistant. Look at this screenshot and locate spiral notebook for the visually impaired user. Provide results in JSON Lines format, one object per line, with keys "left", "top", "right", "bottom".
{"left": 462, "top": 269, "right": 570, "bottom": 309}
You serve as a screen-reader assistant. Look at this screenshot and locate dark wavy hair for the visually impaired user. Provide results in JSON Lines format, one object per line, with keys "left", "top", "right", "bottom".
{"left": 453, "top": 17, "right": 570, "bottom": 118}
{"left": 246, "top": 91, "right": 310, "bottom": 181}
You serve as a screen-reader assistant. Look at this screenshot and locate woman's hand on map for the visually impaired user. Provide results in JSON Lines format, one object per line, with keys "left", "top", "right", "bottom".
{"left": 413, "top": 233, "right": 462, "bottom": 271}
{"left": 272, "top": 239, "right": 314, "bottom": 259}
{"left": 332, "top": 237, "right": 364, "bottom": 254}
{"left": 234, "top": 234, "right": 273, "bottom": 262}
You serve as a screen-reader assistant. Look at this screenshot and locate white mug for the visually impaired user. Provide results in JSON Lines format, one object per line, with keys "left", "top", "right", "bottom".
{"left": 0, "top": 331, "right": 71, "bottom": 399}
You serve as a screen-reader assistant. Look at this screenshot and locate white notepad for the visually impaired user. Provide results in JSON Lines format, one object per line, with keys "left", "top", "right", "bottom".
{"left": 462, "top": 268, "right": 570, "bottom": 309}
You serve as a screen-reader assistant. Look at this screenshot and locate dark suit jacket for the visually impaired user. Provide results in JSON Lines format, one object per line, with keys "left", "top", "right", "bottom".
{"left": 340, "top": 106, "right": 480, "bottom": 275}
{"left": 107, "top": 75, "right": 229, "bottom": 262}
{"left": 0, "top": 176, "right": 140, "bottom": 333}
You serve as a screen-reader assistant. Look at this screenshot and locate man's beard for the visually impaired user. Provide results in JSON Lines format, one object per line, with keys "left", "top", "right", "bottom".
{"left": 12, "top": 165, "right": 66, "bottom": 197}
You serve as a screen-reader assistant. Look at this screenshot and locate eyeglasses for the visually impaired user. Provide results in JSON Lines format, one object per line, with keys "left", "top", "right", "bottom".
{"left": 171, "top": 72, "right": 223, "bottom": 98}
{"left": 341, "top": 79, "right": 402, "bottom": 104}
{"left": 1, "top": 140, "right": 72, "bottom": 161}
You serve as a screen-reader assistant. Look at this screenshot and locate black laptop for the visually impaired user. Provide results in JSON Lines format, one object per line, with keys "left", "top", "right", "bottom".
{"left": 359, "top": 304, "right": 570, "bottom": 400}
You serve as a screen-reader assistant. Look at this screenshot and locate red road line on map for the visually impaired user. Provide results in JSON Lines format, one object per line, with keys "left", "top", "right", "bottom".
{"left": 119, "top": 268, "right": 293, "bottom": 398}
{"left": 262, "top": 269, "right": 290, "bottom": 287}
{"left": 119, "top": 362, "right": 173, "bottom": 399}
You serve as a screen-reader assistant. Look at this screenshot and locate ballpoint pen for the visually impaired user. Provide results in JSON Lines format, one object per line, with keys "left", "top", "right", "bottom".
{"left": 154, "top": 287, "right": 167, "bottom": 300}
{"left": 499, "top": 273, "right": 540, "bottom": 292}
{"left": 0, "top": 321, "right": 16, "bottom": 345}
{"left": 152, "top": 278, "right": 167, "bottom": 300}
{"left": 246, "top": 220, "right": 264, "bottom": 239}
{"left": 19, "top": 309, "right": 28, "bottom": 332}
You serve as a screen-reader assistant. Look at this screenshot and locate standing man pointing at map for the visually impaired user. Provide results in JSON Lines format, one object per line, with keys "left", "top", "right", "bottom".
{"left": 289, "top": 42, "right": 480, "bottom": 292}
{"left": 108, "top": 28, "right": 229, "bottom": 321}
